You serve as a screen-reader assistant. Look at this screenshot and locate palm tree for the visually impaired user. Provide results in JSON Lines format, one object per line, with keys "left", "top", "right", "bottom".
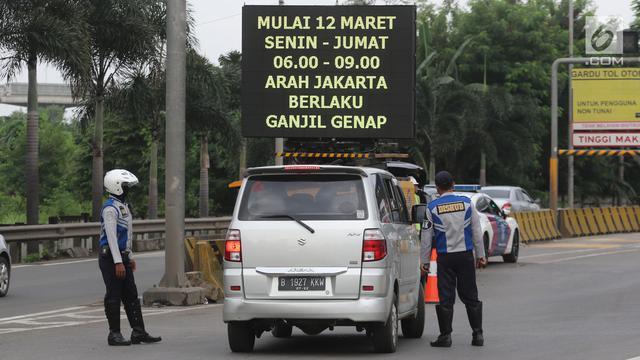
{"left": 0, "top": 0, "right": 89, "bottom": 227}
{"left": 465, "top": 83, "right": 508, "bottom": 185}
{"left": 462, "top": 81, "right": 543, "bottom": 187}
{"left": 218, "top": 51, "right": 243, "bottom": 177}
{"left": 78, "top": 0, "right": 165, "bottom": 221}
{"left": 415, "top": 20, "right": 478, "bottom": 183}
{"left": 107, "top": 67, "right": 165, "bottom": 218}
{"left": 185, "top": 50, "right": 233, "bottom": 217}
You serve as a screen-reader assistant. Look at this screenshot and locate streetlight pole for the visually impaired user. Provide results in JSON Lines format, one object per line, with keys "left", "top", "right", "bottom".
{"left": 275, "top": 0, "right": 284, "bottom": 165}
{"left": 160, "top": 0, "right": 187, "bottom": 288}
{"left": 567, "top": 0, "right": 575, "bottom": 208}
{"left": 144, "top": 0, "right": 203, "bottom": 306}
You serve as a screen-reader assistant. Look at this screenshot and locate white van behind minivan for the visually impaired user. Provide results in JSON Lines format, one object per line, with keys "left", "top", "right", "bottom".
{"left": 223, "top": 165, "right": 425, "bottom": 353}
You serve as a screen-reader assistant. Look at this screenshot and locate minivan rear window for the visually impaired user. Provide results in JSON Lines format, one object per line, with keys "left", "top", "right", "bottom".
{"left": 238, "top": 174, "right": 368, "bottom": 221}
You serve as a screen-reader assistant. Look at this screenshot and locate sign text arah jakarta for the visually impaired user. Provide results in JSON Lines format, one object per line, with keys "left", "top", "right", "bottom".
{"left": 241, "top": 5, "right": 416, "bottom": 139}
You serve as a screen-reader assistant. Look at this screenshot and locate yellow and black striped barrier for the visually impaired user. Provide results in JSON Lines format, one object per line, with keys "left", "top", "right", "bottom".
{"left": 558, "top": 149, "right": 640, "bottom": 156}
{"left": 274, "top": 152, "right": 410, "bottom": 159}
{"left": 275, "top": 152, "right": 372, "bottom": 159}
{"left": 513, "top": 206, "right": 640, "bottom": 242}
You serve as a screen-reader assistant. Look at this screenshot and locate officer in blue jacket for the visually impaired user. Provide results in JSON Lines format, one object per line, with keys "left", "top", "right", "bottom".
{"left": 420, "top": 171, "right": 487, "bottom": 347}
{"left": 99, "top": 169, "right": 161, "bottom": 346}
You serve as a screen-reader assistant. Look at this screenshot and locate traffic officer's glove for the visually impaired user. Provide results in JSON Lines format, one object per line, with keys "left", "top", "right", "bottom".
{"left": 420, "top": 263, "right": 429, "bottom": 275}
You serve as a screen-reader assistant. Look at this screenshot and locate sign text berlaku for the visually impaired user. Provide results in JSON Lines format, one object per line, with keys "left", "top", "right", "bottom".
{"left": 241, "top": 5, "right": 416, "bottom": 139}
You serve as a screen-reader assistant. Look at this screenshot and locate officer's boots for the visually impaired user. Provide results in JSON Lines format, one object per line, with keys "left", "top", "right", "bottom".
{"left": 430, "top": 305, "right": 453, "bottom": 347}
{"left": 124, "top": 300, "right": 162, "bottom": 344}
{"left": 466, "top": 302, "right": 484, "bottom": 346}
{"left": 106, "top": 303, "right": 131, "bottom": 346}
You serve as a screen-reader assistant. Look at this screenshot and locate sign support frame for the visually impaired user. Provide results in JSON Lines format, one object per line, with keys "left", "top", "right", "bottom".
{"left": 550, "top": 56, "right": 640, "bottom": 217}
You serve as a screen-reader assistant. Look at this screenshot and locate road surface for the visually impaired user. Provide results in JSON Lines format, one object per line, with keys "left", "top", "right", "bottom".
{"left": 1, "top": 233, "right": 640, "bottom": 360}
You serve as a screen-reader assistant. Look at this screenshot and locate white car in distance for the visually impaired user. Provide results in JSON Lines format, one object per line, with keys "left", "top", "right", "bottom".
{"left": 479, "top": 186, "right": 540, "bottom": 214}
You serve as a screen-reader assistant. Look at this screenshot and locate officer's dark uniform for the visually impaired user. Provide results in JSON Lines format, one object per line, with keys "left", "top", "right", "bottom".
{"left": 99, "top": 195, "right": 160, "bottom": 346}
{"left": 420, "top": 171, "right": 485, "bottom": 347}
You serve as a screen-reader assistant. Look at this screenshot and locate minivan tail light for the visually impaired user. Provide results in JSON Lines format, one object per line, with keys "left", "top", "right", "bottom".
{"left": 362, "top": 229, "right": 387, "bottom": 262}
{"left": 224, "top": 229, "right": 242, "bottom": 262}
{"left": 502, "top": 202, "right": 512, "bottom": 211}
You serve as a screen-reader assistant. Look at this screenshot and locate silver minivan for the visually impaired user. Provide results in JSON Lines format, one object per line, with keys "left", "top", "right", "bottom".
{"left": 223, "top": 165, "right": 425, "bottom": 353}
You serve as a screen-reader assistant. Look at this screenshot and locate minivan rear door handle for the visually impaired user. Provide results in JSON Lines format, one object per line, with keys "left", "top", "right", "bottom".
{"left": 255, "top": 267, "right": 348, "bottom": 276}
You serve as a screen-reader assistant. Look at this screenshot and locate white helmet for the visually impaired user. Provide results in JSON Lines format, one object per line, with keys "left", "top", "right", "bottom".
{"left": 104, "top": 169, "right": 139, "bottom": 196}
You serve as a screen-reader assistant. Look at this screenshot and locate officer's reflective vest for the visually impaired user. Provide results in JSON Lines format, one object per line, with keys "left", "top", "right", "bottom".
{"left": 99, "top": 198, "right": 129, "bottom": 251}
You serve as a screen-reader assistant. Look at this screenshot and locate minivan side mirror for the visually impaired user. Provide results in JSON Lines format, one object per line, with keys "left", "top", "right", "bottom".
{"left": 411, "top": 204, "right": 427, "bottom": 224}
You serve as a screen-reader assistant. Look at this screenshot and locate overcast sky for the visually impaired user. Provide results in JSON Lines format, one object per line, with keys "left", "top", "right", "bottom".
{"left": 0, "top": 0, "right": 636, "bottom": 115}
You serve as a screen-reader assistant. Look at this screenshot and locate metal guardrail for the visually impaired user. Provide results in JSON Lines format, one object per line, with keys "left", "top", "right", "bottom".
{"left": 1, "top": 217, "right": 231, "bottom": 242}
{"left": 1, "top": 217, "right": 231, "bottom": 263}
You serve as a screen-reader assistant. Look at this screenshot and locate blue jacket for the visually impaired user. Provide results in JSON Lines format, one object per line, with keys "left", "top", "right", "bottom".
{"left": 420, "top": 193, "right": 484, "bottom": 263}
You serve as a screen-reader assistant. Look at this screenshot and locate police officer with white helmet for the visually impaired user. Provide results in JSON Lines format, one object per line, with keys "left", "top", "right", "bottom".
{"left": 99, "top": 169, "right": 161, "bottom": 346}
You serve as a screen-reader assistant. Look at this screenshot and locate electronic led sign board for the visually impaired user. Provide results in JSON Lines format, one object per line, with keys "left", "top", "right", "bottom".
{"left": 241, "top": 5, "right": 416, "bottom": 139}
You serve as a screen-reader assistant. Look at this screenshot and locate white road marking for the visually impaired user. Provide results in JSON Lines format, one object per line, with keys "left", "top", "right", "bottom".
{"left": 521, "top": 243, "right": 640, "bottom": 261}
{"left": 13, "top": 259, "right": 98, "bottom": 268}
{"left": 520, "top": 247, "right": 607, "bottom": 259}
{"left": 0, "top": 306, "right": 86, "bottom": 322}
{"left": 133, "top": 251, "right": 164, "bottom": 258}
{"left": 12, "top": 251, "right": 164, "bottom": 269}
{"left": 12, "top": 319, "right": 82, "bottom": 326}
{"left": 625, "top": 357, "right": 640, "bottom": 360}
{"left": 537, "top": 247, "right": 640, "bottom": 264}
{"left": 40, "top": 259, "right": 97, "bottom": 266}
{"left": 0, "top": 304, "right": 220, "bottom": 335}
{"left": 27, "top": 308, "right": 106, "bottom": 321}
{"left": 64, "top": 313, "right": 105, "bottom": 320}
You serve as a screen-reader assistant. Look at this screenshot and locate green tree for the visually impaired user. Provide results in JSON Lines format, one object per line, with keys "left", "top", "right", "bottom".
{"left": 218, "top": 51, "right": 244, "bottom": 177}
{"left": 464, "top": 85, "right": 543, "bottom": 188}
{"left": 0, "top": 108, "right": 87, "bottom": 224}
{"left": 77, "top": 0, "right": 165, "bottom": 221}
{"left": 107, "top": 68, "right": 165, "bottom": 218}
{"left": 414, "top": 14, "right": 480, "bottom": 183}
{"left": 455, "top": 0, "right": 569, "bottom": 100}
{"left": 633, "top": 0, "right": 640, "bottom": 28}
{"left": 0, "top": 0, "right": 89, "bottom": 225}
{"left": 438, "top": 0, "right": 593, "bottom": 199}
{"left": 185, "top": 50, "right": 235, "bottom": 217}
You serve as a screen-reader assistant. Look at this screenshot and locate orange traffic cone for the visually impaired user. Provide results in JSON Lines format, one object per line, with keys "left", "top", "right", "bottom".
{"left": 424, "top": 248, "right": 439, "bottom": 304}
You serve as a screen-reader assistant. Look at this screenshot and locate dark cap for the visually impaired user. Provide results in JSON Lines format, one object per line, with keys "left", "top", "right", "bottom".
{"left": 435, "top": 171, "right": 454, "bottom": 190}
